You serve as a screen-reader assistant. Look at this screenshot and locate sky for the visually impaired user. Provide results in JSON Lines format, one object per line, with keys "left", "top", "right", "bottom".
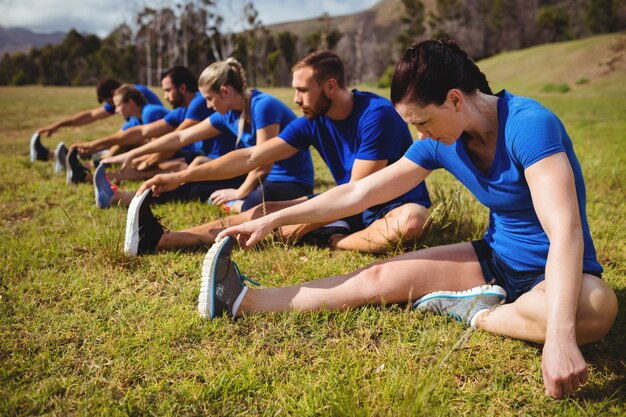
{"left": 0, "top": 0, "right": 381, "bottom": 37}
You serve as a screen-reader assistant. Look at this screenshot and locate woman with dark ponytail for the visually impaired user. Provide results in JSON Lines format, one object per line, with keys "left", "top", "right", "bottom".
{"left": 208, "top": 40, "right": 617, "bottom": 399}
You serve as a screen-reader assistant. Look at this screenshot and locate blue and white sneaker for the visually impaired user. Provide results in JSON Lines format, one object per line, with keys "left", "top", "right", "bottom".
{"left": 412, "top": 284, "right": 507, "bottom": 328}
{"left": 93, "top": 164, "right": 115, "bottom": 209}
{"left": 54, "top": 142, "right": 68, "bottom": 174}
{"left": 30, "top": 132, "right": 49, "bottom": 162}
{"left": 198, "top": 236, "right": 259, "bottom": 319}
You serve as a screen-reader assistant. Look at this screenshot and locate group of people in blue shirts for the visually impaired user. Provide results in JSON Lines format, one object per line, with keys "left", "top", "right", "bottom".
{"left": 30, "top": 41, "right": 617, "bottom": 400}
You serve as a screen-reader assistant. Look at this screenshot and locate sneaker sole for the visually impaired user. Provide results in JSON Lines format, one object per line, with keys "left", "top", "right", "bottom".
{"left": 93, "top": 164, "right": 109, "bottom": 209}
{"left": 65, "top": 152, "right": 74, "bottom": 185}
{"left": 414, "top": 284, "right": 507, "bottom": 306}
{"left": 29, "top": 132, "right": 40, "bottom": 162}
{"left": 54, "top": 142, "right": 66, "bottom": 174}
{"left": 198, "top": 236, "right": 233, "bottom": 319}
{"left": 124, "top": 189, "right": 151, "bottom": 256}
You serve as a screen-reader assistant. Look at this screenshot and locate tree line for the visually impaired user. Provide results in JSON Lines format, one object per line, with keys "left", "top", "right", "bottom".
{"left": 0, "top": 0, "right": 623, "bottom": 87}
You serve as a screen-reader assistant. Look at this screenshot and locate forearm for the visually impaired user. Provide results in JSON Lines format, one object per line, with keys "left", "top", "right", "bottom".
{"left": 545, "top": 230, "right": 584, "bottom": 343}
{"left": 236, "top": 165, "right": 271, "bottom": 198}
{"left": 88, "top": 132, "right": 127, "bottom": 152}
{"left": 128, "top": 134, "right": 183, "bottom": 160}
{"left": 177, "top": 148, "right": 261, "bottom": 183}
{"left": 264, "top": 182, "right": 371, "bottom": 230}
{"left": 58, "top": 111, "right": 99, "bottom": 128}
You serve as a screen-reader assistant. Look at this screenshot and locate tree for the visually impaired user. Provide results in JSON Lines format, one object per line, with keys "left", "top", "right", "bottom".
{"left": 586, "top": 0, "right": 620, "bottom": 33}
{"left": 397, "top": 0, "right": 425, "bottom": 52}
{"left": 537, "top": 3, "right": 572, "bottom": 42}
{"left": 304, "top": 13, "right": 343, "bottom": 51}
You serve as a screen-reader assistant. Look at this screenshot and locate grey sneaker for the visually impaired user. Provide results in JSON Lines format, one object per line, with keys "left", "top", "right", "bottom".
{"left": 412, "top": 284, "right": 507, "bottom": 328}
{"left": 198, "top": 236, "right": 259, "bottom": 319}
{"left": 54, "top": 142, "right": 68, "bottom": 174}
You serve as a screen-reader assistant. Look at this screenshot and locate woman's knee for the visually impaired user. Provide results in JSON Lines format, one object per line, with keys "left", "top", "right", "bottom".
{"left": 579, "top": 276, "right": 618, "bottom": 343}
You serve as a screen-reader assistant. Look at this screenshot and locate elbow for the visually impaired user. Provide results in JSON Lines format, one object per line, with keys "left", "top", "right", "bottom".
{"left": 245, "top": 149, "right": 261, "bottom": 170}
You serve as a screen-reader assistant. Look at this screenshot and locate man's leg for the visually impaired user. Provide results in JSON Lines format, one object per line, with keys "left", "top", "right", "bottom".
{"left": 330, "top": 202, "right": 430, "bottom": 253}
{"left": 156, "top": 197, "right": 310, "bottom": 250}
{"left": 476, "top": 275, "right": 618, "bottom": 344}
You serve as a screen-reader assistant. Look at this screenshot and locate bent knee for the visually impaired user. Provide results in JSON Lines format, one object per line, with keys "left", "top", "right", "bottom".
{"left": 386, "top": 204, "right": 429, "bottom": 239}
{"left": 579, "top": 277, "right": 618, "bottom": 343}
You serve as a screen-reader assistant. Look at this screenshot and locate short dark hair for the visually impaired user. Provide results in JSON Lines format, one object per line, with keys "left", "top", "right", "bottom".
{"left": 114, "top": 84, "right": 147, "bottom": 107}
{"left": 391, "top": 39, "right": 492, "bottom": 107}
{"left": 96, "top": 78, "right": 121, "bottom": 103}
{"left": 161, "top": 66, "right": 198, "bottom": 92}
{"left": 292, "top": 49, "right": 345, "bottom": 88}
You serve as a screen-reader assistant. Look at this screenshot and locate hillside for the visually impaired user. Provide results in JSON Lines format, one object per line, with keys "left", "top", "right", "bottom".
{"left": 266, "top": 0, "right": 405, "bottom": 35}
{"left": 0, "top": 26, "right": 65, "bottom": 55}
{"left": 479, "top": 33, "right": 626, "bottom": 96}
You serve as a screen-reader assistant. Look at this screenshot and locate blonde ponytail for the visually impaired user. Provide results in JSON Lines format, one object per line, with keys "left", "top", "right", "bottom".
{"left": 198, "top": 58, "right": 250, "bottom": 144}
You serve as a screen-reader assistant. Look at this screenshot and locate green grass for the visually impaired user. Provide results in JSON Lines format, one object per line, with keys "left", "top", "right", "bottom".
{"left": 1, "top": 34, "right": 625, "bottom": 415}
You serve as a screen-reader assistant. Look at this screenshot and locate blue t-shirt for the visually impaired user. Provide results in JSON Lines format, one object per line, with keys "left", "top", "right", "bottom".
{"left": 404, "top": 90, "right": 602, "bottom": 272}
{"left": 209, "top": 89, "right": 314, "bottom": 186}
{"left": 279, "top": 90, "right": 431, "bottom": 207}
{"left": 121, "top": 104, "right": 169, "bottom": 131}
{"left": 187, "top": 92, "right": 236, "bottom": 159}
{"left": 104, "top": 84, "right": 163, "bottom": 114}
{"left": 163, "top": 92, "right": 236, "bottom": 156}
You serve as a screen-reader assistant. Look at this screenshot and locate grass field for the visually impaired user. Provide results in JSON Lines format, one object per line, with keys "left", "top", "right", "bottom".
{"left": 1, "top": 34, "right": 625, "bottom": 415}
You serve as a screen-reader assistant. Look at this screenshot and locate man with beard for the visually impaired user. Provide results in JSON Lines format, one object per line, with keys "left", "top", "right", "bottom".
{"left": 126, "top": 50, "right": 431, "bottom": 255}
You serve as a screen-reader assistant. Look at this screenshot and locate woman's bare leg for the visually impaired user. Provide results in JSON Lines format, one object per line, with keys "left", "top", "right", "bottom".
{"left": 240, "top": 242, "right": 486, "bottom": 313}
{"left": 477, "top": 275, "right": 618, "bottom": 344}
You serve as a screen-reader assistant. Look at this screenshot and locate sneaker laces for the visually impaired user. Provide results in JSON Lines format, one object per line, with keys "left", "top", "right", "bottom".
{"left": 153, "top": 215, "right": 170, "bottom": 233}
{"left": 232, "top": 262, "right": 260, "bottom": 286}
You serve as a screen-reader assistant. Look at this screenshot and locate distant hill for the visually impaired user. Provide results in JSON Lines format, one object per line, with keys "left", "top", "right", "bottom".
{"left": 266, "top": 0, "right": 405, "bottom": 36}
{"left": 479, "top": 33, "right": 626, "bottom": 96}
{"left": 0, "top": 26, "right": 66, "bottom": 55}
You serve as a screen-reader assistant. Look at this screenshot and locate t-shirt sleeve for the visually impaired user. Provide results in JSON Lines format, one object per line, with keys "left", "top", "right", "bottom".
{"left": 143, "top": 106, "right": 168, "bottom": 124}
{"left": 509, "top": 109, "right": 566, "bottom": 169}
{"left": 163, "top": 108, "right": 185, "bottom": 128}
{"left": 121, "top": 117, "right": 140, "bottom": 131}
{"left": 355, "top": 107, "right": 408, "bottom": 160}
{"left": 103, "top": 102, "right": 115, "bottom": 114}
{"left": 186, "top": 94, "right": 211, "bottom": 121}
{"left": 277, "top": 117, "right": 311, "bottom": 150}
{"left": 136, "top": 84, "right": 163, "bottom": 106}
{"left": 208, "top": 112, "right": 228, "bottom": 134}
{"left": 252, "top": 96, "right": 285, "bottom": 130}
{"left": 403, "top": 139, "right": 441, "bottom": 171}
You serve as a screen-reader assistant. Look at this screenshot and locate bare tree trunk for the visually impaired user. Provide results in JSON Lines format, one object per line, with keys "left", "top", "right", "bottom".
{"left": 182, "top": 23, "right": 189, "bottom": 67}
{"left": 156, "top": 9, "right": 163, "bottom": 81}
{"left": 354, "top": 23, "right": 364, "bottom": 85}
{"left": 146, "top": 29, "right": 152, "bottom": 86}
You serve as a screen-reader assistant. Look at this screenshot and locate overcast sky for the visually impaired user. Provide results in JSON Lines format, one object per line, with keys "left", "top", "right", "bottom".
{"left": 0, "top": 0, "right": 381, "bottom": 37}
